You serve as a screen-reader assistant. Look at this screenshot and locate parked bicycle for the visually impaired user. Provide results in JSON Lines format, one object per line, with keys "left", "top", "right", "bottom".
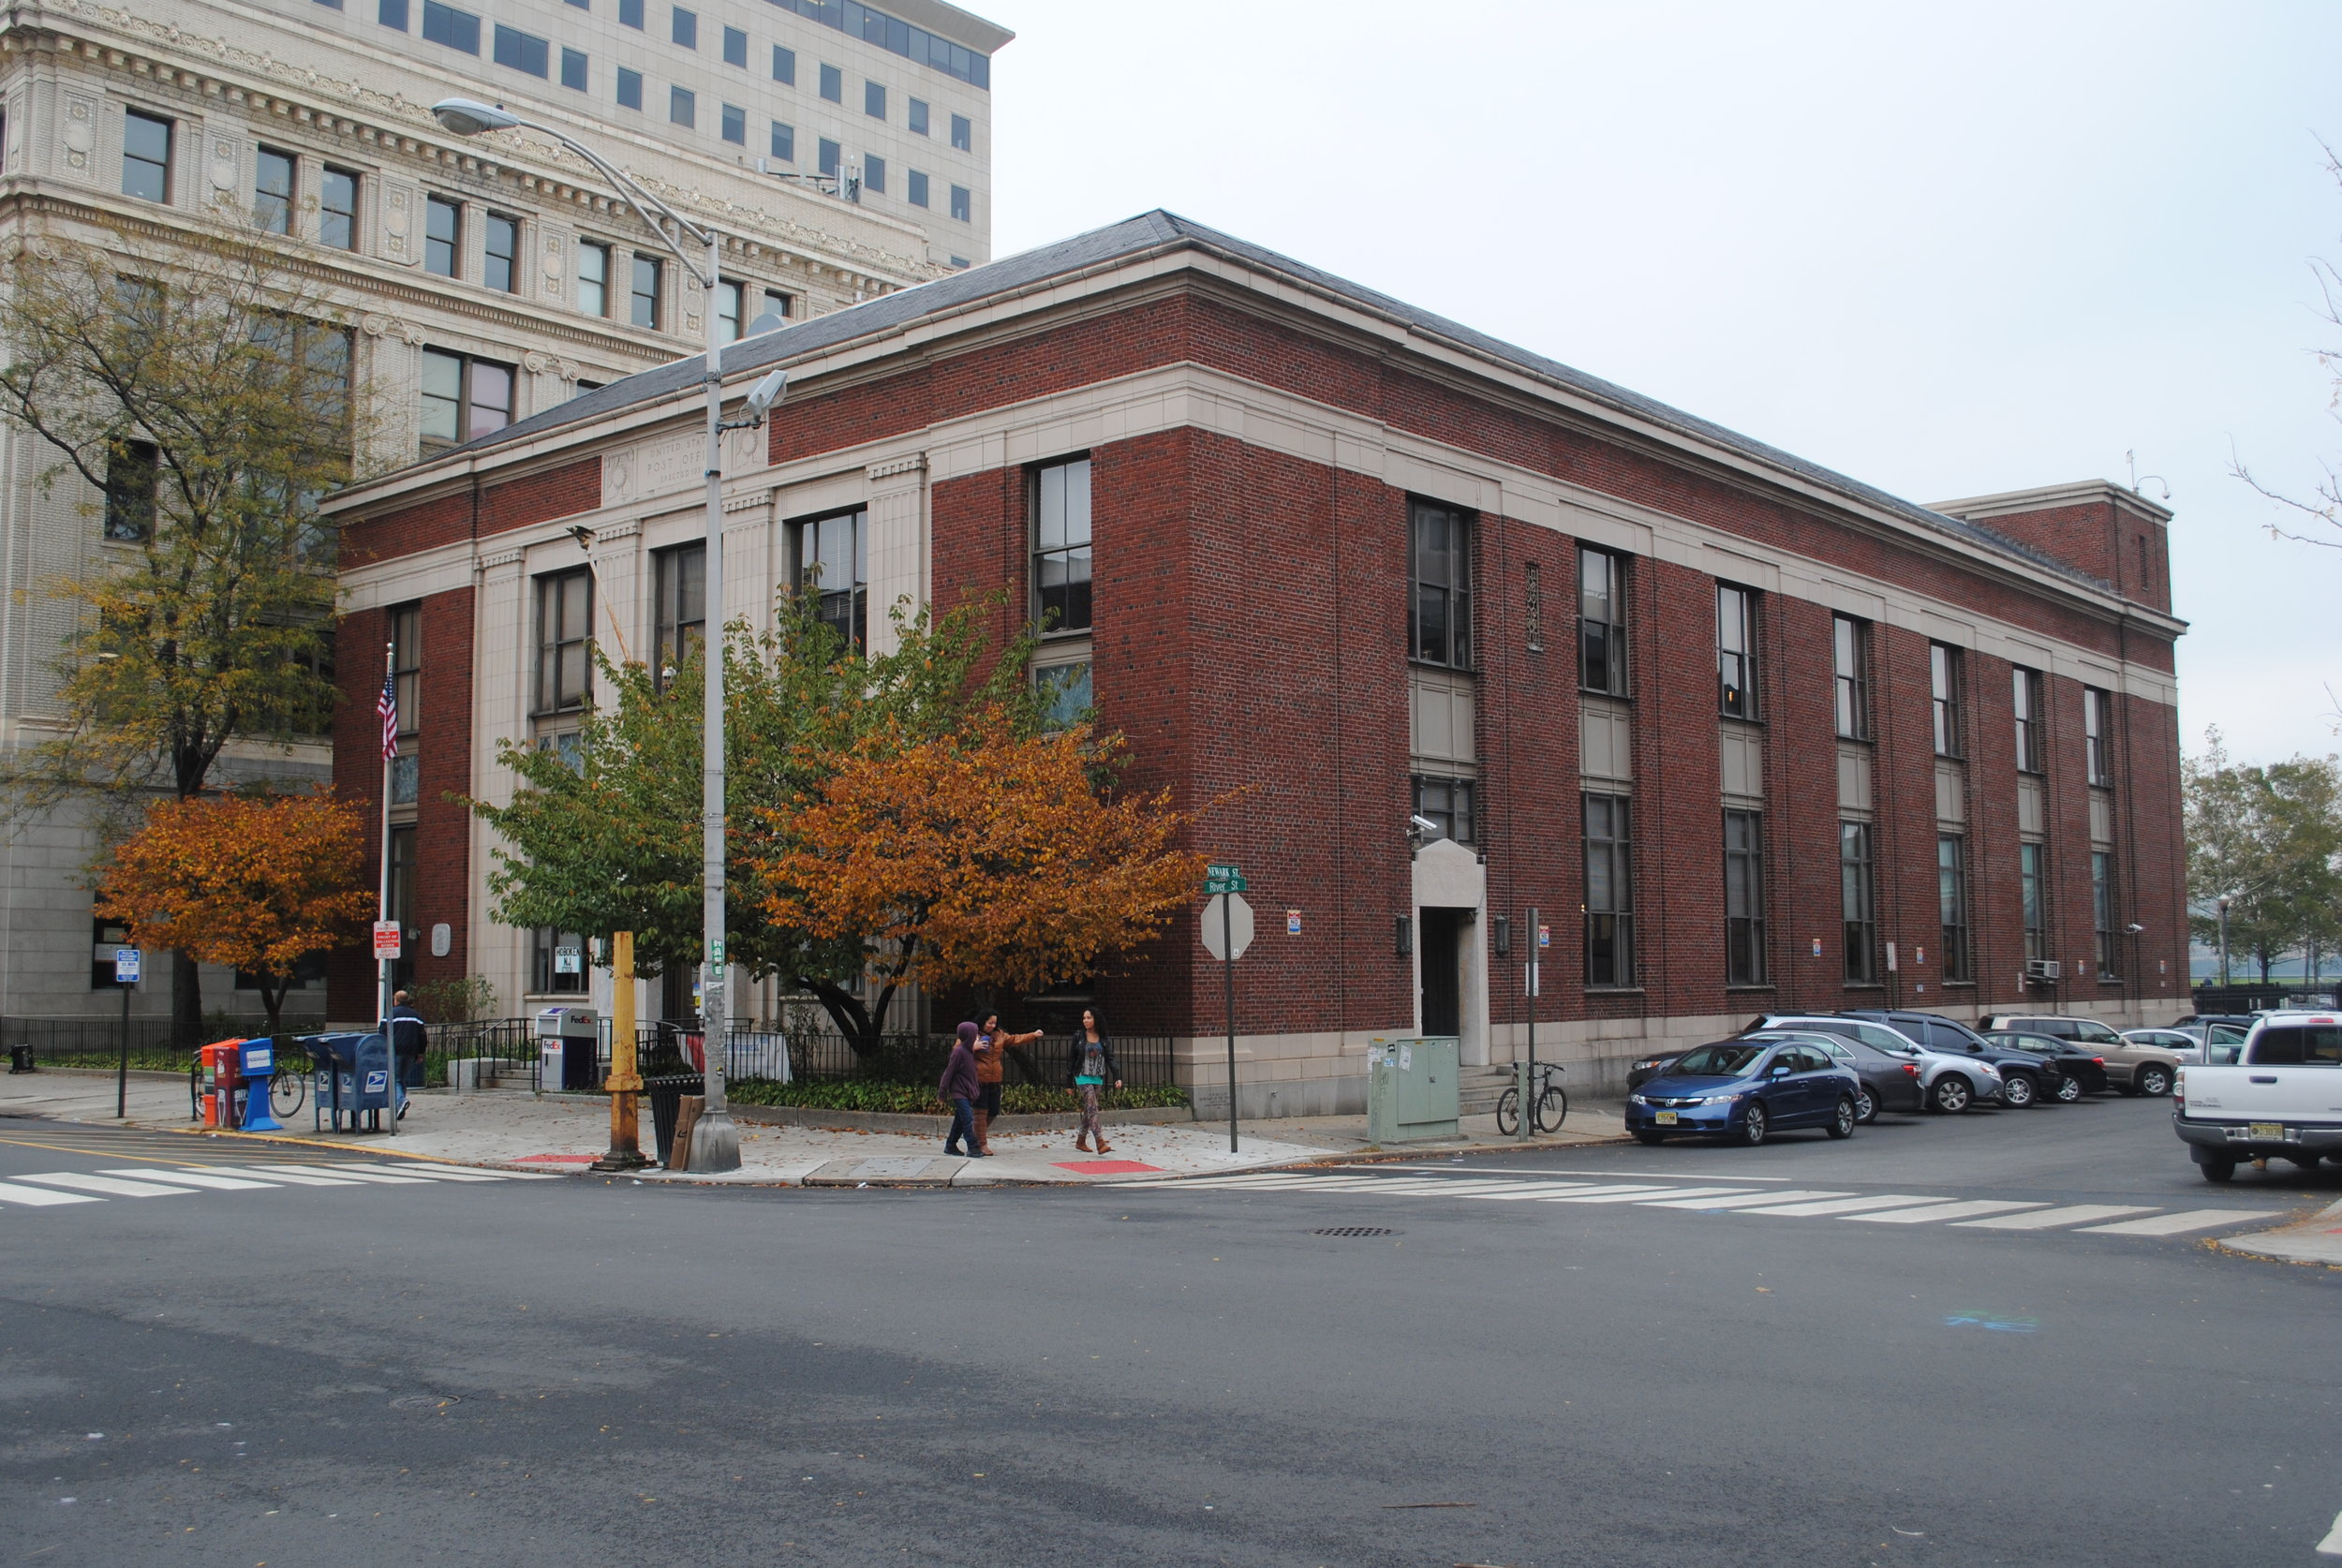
{"left": 1495, "top": 1061, "right": 1567, "bottom": 1136}
{"left": 186, "top": 1058, "right": 307, "bottom": 1122}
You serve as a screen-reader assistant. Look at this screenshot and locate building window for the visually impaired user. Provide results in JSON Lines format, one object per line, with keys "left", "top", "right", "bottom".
{"left": 378, "top": 0, "right": 408, "bottom": 29}
{"left": 670, "top": 86, "right": 696, "bottom": 128}
{"left": 818, "top": 139, "right": 841, "bottom": 177}
{"left": 763, "top": 288, "right": 793, "bottom": 321}
{"left": 102, "top": 439, "right": 158, "bottom": 542}
{"left": 493, "top": 23, "right": 549, "bottom": 76}
{"left": 907, "top": 170, "right": 929, "bottom": 207}
{"left": 1937, "top": 835, "right": 1971, "bottom": 984}
{"left": 1412, "top": 776, "right": 1475, "bottom": 845}
{"left": 794, "top": 509, "right": 867, "bottom": 650}
{"left": 2019, "top": 841, "right": 2047, "bottom": 962}
{"left": 1831, "top": 614, "right": 1869, "bottom": 740}
{"left": 653, "top": 542, "right": 704, "bottom": 688}
{"left": 578, "top": 242, "right": 611, "bottom": 316}
{"left": 535, "top": 569, "right": 592, "bottom": 715}
{"left": 1717, "top": 584, "right": 1757, "bottom": 718}
{"left": 1930, "top": 643, "right": 1963, "bottom": 757}
{"left": 483, "top": 213, "right": 521, "bottom": 292}
{"left": 423, "top": 195, "right": 460, "bottom": 277}
{"left": 949, "top": 184, "right": 971, "bottom": 222}
{"left": 533, "top": 926, "right": 589, "bottom": 995}
{"left": 863, "top": 155, "right": 886, "bottom": 194}
{"left": 670, "top": 6, "right": 695, "bottom": 47}
{"left": 389, "top": 602, "right": 422, "bottom": 738}
{"left": 908, "top": 97, "right": 929, "bottom": 135}
{"left": 772, "top": 44, "right": 795, "bottom": 82}
{"left": 819, "top": 62, "right": 842, "bottom": 101}
{"left": 2083, "top": 688, "right": 2113, "bottom": 786}
{"left": 1034, "top": 660, "right": 1091, "bottom": 732}
{"left": 770, "top": 122, "right": 795, "bottom": 161}
{"left": 865, "top": 81, "right": 886, "bottom": 119}
{"left": 618, "top": 0, "right": 642, "bottom": 26}
{"left": 1579, "top": 546, "right": 1625, "bottom": 695}
{"left": 720, "top": 103, "right": 747, "bottom": 145}
{"left": 1725, "top": 809, "right": 1765, "bottom": 985}
{"left": 715, "top": 279, "right": 743, "bottom": 339}
{"left": 630, "top": 254, "right": 663, "bottom": 329}
{"left": 2013, "top": 667, "right": 2045, "bottom": 774}
{"left": 1030, "top": 457, "right": 1093, "bottom": 634}
{"left": 1840, "top": 821, "right": 1875, "bottom": 984}
{"left": 2092, "top": 851, "right": 2117, "bottom": 978}
{"left": 616, "top": 67, "right": 644, "bottom": 110}
{"left": 722, "top": 23, "right": 747, "bottom": 66}
{"left": 560, "top": 47, "right": 588, "bottom": 90}
{"left": 1584, "top": 793, "right": 1634, "bottom": 987}
{"left": 92, "top": 917, "right": 135, "bottom": 991}
{"left": 122, "top": 111, "right": 172, "bottom": 203}
{"left": 951, "top": 112, "right": 971, "bottom": 151}
{"left": 421, "top": 0, "right": 481, "bottom": 52}
{"left": 1408, "top": 500, "right": 1471, "bottom": 667}
{"left": 419, "top": 348, "right": 514, "bottom": 452}
{"left": 319, "top": 167, "right": 360, "bottom": 249}
{"left": 388, "top": 825, "right": 417, "bottom": 956}
{"left": 254, "top": 146, "right": 295, "bottom": 234}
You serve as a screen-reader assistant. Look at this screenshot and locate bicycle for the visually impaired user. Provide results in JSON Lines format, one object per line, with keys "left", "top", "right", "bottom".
{"left": 269, "top": 1064, "right": 306, "bottom": 1119}
{"left": 1494, "top": 1061, "right": 1567, "bottom": 1136}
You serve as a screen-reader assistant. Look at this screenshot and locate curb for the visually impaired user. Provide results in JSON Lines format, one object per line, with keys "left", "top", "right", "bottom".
{"left": 2216, "top": 1196, "right": 2342, "bottom": 1267}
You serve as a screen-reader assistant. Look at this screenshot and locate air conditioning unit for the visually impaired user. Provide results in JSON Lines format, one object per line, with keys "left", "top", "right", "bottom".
{"left": 2024, "top": 959, "right": 2063, "bottom": 982}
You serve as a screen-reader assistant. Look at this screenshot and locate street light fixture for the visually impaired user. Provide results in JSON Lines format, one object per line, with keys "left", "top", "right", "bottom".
{"left": 433, "top": 96, "right": 776, "bottom": 1173}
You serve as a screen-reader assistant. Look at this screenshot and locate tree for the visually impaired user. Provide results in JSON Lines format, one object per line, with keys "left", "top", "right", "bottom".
{"left": 2185, "top": 730, "right": 2342, "bottom": 981}
{"left": 0, "top": 229, "right": 373, "bottom": 1033}
{"left": 748, "top": 716, "right": 1203, "bottom": 1040}
{"left": 93, "top": 791, "right": 375, "bottom": 1028}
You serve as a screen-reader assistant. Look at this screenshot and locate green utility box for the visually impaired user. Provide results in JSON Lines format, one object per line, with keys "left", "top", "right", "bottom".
{"left": 1366, "top": 1036, "right": 1460, "bottom": 1143}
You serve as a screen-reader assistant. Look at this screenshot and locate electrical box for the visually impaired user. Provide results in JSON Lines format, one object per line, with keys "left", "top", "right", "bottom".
{"left": 1366, "top": 1036, "right": 1460, "bottom": 1144}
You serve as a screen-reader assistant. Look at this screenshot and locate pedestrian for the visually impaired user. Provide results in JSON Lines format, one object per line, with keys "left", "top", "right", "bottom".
{"left": 941, "top": 1021, "right": 982, "bottom": 1157}
{"left": 1067, "top": 1008, "right": 1122, "bottom": 1154}
{"left": 971, "top": 1012, "right": 1042, "bottom": 1157}
{"left": 387, "top": 988, "right": 427, "bottom": 1121}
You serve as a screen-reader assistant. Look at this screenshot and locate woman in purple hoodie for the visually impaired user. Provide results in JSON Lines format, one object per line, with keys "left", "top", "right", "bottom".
{"left": 940, "top": 1021, "right": 983, "bottom": 1157}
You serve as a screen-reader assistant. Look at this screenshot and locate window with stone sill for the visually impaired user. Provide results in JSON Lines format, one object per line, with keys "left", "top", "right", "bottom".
{"left": 1033, "top": 659, "right": 1091, "bottom": 732}
{"left": 1031, "top": 456, "right": 1092, "bottom": 635}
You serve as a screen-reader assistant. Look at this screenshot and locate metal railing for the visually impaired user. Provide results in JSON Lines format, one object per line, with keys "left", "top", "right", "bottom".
{"left": 5, "top": 1014, "right": 279, "bottom": 1073}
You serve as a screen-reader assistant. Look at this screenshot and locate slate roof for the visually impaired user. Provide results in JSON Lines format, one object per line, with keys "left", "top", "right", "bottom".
{"left": 441, "top": 209, "right": 2103, "bottom": 591}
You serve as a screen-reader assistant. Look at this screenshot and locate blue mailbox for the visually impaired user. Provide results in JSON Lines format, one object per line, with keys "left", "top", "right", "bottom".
{"left": 236, "top": 1037, "right": 282, "bottom": 1132}
{"left": 306, "top": 1031, "right": 394, "bottom": 1132}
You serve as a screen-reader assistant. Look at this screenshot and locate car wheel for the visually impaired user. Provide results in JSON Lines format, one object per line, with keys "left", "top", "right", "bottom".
{"left": 2001, "top": 1072, "right": 2037, "bottom": 1109}
{"left": 1930, "top": 1074, "right": 1973, "bottom": 1115}
{"left": 2200, "top": 1157, "right": 2236, "bottom": 1184}
{"left": 1737, "top": 1102, "right": 1769, "bottom": 1146}
{"left": 2136, "top": 1065, "right": 2173, "bottom": 1098}
{"left": 1826, "top": 1097, "right": 1857, "bottom": 1139}
{"left": 1853, "top": 1087, "right": 1877, "bottom": 1125}
{"left": 2053, "top": 1074, "right": 2083, "bottom": 1103}
{"left": 1633, "top": 1131, "right": 1667, "bottom": 1146}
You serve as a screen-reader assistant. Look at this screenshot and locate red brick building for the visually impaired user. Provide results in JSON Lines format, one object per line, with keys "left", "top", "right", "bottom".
{"left": 324, "top": 212, "right": 2187, "bottom": 1112}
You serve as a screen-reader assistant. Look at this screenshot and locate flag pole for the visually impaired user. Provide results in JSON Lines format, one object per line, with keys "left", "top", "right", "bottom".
{"left": 378, "top": 639, "right": 397, "bottom": 1137}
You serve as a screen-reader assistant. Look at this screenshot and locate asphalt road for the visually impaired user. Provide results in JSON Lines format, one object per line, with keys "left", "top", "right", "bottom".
{"left": 0, "top": 1096, "right": 2336, "bottom": 1568}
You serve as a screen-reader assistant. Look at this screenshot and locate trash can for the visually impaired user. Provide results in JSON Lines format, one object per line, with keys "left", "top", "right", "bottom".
{"left": 536, "top": 1006, "right": 601, "bottom": 1092}
{"left": 9, "top": 1043, "right": 34, "bottom": 1073}
{"left": 644, "top": 1072, "right": 704, "bottom": 1167}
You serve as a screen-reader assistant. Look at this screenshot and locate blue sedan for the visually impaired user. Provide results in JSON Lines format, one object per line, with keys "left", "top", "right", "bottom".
{"left": 1624, "top": 1040, "right": 1862, "bottom": 1146}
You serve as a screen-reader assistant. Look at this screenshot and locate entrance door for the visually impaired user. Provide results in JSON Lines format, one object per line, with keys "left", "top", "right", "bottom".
{"left": 1420, "top": 908, "right": 1464, "bottom": 1037}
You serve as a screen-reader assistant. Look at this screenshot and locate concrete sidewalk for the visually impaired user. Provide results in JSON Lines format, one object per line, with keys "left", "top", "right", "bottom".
{"left": 2220, "top": 1196, "right": 2342, "bottom": 1267}
{"left": 0, "top": 1068, "right": 1625, "bottom": 1185}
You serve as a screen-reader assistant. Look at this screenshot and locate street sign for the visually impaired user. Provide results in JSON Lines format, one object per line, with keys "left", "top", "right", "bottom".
{"left": 372, "top": 920, "right": 402, "bottom": 960}
{"left": 1202, "top": 893, "right": 1254, "bottom": 961}
{"left": 555, "top": 945, "right": 583, "bottom": 975}
{"left": 1204, "top": 861, "right": 1248, "bottom": 895}
{"left": 112, "top": 948, "right": 140, "bottom": 984}
{"left": 1285, "top": 909, "right": 1302, "bottom": 936}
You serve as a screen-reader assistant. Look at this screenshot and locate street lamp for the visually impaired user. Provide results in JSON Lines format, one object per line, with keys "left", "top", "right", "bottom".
{"left": 2216, "top": 895, "right": 2231, "bottom": 989}
{"left": 433, "top": 97, "right": 782, "bottom": 1174}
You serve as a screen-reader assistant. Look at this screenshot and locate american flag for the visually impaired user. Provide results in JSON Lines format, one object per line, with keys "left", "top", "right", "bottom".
{"left": 377, "top": 673, "right": 398, "bottom": 762}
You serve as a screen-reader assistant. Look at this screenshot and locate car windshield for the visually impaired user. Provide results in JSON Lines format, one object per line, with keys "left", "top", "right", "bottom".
{"left": 1671, "top": 1043, "right": 1769, "bottom": 1077}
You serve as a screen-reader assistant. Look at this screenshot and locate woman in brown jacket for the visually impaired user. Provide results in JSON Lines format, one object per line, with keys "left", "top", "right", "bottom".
{"left": 972, "top": 1013, "right": 1041, "bottom": 1156}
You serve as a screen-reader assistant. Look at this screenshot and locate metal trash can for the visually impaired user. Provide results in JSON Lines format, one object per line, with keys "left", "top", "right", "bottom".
{"left": 644, "top": 1072, "right": 704, "bottom": 1167}
{"left": 536, "top": 1006, "right": 601, "bottom": 1092}
{"left": 8, "top": 1043, "right": 33, "bottom": 1074}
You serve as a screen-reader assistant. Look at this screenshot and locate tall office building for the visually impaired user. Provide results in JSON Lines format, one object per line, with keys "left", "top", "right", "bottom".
{"left": 0, "top": 0, "right": 1010, "bottom": 1021}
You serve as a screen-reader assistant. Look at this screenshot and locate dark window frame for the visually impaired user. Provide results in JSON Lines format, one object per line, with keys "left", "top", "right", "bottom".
{"left": 102, "top": 438, "right": 159, "bottom": 542}
{"left": 652, "top": 542, "right": 704, "bottom": 690}
{"left": 720, "top": 102, "right": 747, "bottom": 145}
{"left": 254, "top": 145, "right": 296, "bottom": 235}
{"left": 1718, "top": 583, "right": 1758, "bottom": 719}
{"left": 482, "top": 211, "right": 521, "bottom": 293}
{"left": 721, "top": 23, "right": 748, "bottom": 66}
{"left": 389, "top": 601, "right": 422, "bottom": 738}
{"left": 2013, "top": 666, "right": 2045, "bottom": 775}
{"left": 1840, "top": 820, "right": 1876, "bottom": 984}
{"left": 2092, "top": 850, "right": 2117, "bottom": 978}
{"left": 1725, "top": 808, "right": 1765, "bottom": 985}
{"left": 2019, "top": 841, "right": 2048, "bottom": 962}
{"left": 577, "top": 240, "right": 611, "bottom": 316}
{"left": 670, "top": 5, "right": 696, "bottom": 47}
{"left": 2083, "top": 687, "right": 2113, "bottom": 786}
{"left": 1578, "top": 544, "right": 1625, "bottom": 695}
{"left": 951, "top": 112, "right": 971, "bottom": 151}
{"left": 1937, "top": 834, "right": 1972, "bottom": 984}
{"left": 418, "top": 348, "right": 515, "bottom": 452}
{"left": 319, "top": 165, "right": 360, "bottom": 249}
{"left": 423, "top": 194, "right": 461, "bottom": 277}
{"left": 1031, "top": 455, "right": 1092, "bottom": 636}
{"left": 534, "top": 568, "right": 593, "bottom": 716}
{"left": 420, "top": 0, "right": 482, "bottom": 52}
{"left": 630, "top": 252, "right": 663, "bottom": 329}
{"left": 1412, "top": 776, "right": 1475, "bottom": 846}
{"left": 1930, "top": 643, "right": 1964, "bottom": 758}
{"left": 1407, "top": 498, "right": 1472, "bottom": 668}
{"left": 122, "top": 109, "right": 173, "bottom": 204}
{"left": 669, "top": 84, "right": 696, "bottom": 127}
{"left": 1831, "top": 614, "right": 1870, "bottom": 741}
{"left": 1584, "top": 791, "right": 1635, "bottom": 988}
{"left": 616, "top": 67, "right": 644, "bottom": 109}
{"left": 492, "top": 22, "right": 550, "bottom": 76}
{"left": 793, "top": 507, "right": 867, "bottom": 651}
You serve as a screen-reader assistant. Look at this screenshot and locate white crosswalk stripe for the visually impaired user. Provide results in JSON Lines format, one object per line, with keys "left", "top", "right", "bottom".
{"left": 1953, "top": 1205, "right": 2157, "bottom": 1230}
{"left": 1841, "top": 1201, "right": 2050, "bottom": 1224}
{"left": 1637, "top": 1189, "right": 1853, "bottom": 1209}
{"left": 2078, "top": 1208, "right": 2286, "bottom": 1235}
{"left": 0, "top": 1160, "right": 561, "bottom": 1211}
{"left": 16, "top": 1172, "right": 200, "bottom": 1198}
{"left": 103, "top": 1168, "right": 278, "bottom": 1191}
{"left": 1741, "top": 1193, "right": 1945, "bottom": 1218}
{"left": 0, "top": 1180, "right": 103, "bottom": 1206}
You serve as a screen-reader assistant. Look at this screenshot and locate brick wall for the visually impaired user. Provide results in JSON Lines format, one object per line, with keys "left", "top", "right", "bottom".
{"left": 341, "top": 459, "right": 600, "bottom": 570}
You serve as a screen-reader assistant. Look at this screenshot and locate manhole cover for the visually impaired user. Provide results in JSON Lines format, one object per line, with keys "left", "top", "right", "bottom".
{"left": 1312, "top": 1226, "right": 1401, "bottom": 1238}
{"left": 389, "top": 1394, "right": 458, "bottom": 1412}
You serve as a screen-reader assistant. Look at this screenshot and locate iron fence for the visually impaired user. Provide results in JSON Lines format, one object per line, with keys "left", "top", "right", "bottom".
{"left": 575, "top": 1025, "right": 1178, "bottom": 1091}
{"left": 5, "top": 1015, "right": 280, "bottom": 1073}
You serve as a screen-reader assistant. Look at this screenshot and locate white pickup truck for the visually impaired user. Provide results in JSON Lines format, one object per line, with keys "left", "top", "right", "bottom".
{"left": 2172, "top": 1011, "right": 2342, "bottom": 1183}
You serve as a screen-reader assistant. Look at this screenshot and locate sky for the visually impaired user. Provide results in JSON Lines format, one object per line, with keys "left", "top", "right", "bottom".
{"left": 978, "top": 0, "right": 2342, "bottom": 769}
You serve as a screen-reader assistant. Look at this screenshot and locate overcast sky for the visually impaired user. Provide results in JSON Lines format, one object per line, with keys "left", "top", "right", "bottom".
{"left": 981, "top": 0, "right": 2342, "bottom": 768}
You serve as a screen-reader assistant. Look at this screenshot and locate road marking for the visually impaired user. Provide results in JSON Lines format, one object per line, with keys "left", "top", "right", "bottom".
{"left": 1952, "top": 1205, "right": 2157, "bottom": 1231}
{"left": 1637, "top": 1189, "right": 1856, "bottom": 1209}
{"left": 1355, "top": 1180, "right": 1550, "bottom": 1195}
{"left": 1461, "top": 1183, "right": 1607, "bottom": 1200}
{"left": 1843, "top": 1200, "right": 2050, "bottom": 1224}
{"left": 15, "top": 1172, "right": 199, "bottom": 1198}
{"left": 1417, "top": 1166, "right": 1797, "bottom": 1182}
{"left": 2315, "top": 1507, "right": 2342, "bottom": 1555}
{"left": 247, "top": 1163, "right": 434, "bottom": 1185}
{"left": 2077, "top": 1208, "right": 2289, "bottom": 1236}
{"left": 214, "top": 1166, "right": 367, "bottom": 1186}
{"left": 1740, "top": 1193, "right": 1947, "bottom": 1218}
{"left": 1536, "top": 1185, "right": 1688, "bottom": 1203}
{"left": 0, "top": 1181, "right": 104, "bottom": 1206}
{"left": 326, "top": 1162, "right": 513, "bottom": 1183}
{"left": 100, "top": 1168, "right": 277, "bottom": 1191}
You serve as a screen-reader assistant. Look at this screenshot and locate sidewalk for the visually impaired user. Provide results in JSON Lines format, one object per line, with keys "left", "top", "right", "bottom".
{"left": 2220, "top": 1196, "right": 2342, "bottom": 1267}
{"left": 0, "top": 1068, "right": 1625, "bottom": 1186}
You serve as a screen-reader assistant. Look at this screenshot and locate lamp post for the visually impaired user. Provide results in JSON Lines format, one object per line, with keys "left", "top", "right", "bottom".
{"left": 432, "top": 98, "right": 771, "bottom": 1173}
{"left": 2216, "top": 895, "right": 2231, "bottom": 990}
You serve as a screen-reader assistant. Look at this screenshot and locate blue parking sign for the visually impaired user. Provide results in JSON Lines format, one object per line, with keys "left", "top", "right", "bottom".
{"left": 112, "top": 948, "right": 140, "bottom": 984}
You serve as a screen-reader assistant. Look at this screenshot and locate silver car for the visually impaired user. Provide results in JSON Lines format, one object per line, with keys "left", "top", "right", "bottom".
{"left": 1742, "top": 1013, "right": 2003, "bottom": 1114}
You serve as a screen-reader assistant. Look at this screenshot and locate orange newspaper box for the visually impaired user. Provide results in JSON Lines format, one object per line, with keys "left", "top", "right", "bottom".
{"left": 200, "top": 1040, "right": 246, "bottom": 1128}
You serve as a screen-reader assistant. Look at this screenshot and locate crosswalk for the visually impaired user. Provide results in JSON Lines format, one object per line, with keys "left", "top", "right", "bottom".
{"left": 1140, "top": 1171, "right": 2287, "bottom": 1241}
{"left": 0, "top": 1160, "right": 556, "bottom": 1210}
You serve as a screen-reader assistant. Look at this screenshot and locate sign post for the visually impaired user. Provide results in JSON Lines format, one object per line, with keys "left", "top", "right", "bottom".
{"left": 1519, "top": 908, "right": 1542, "bottom": 1141}
{"left": 1202, "top": 863, "right": 1251, "bottom": 1153}
{"left": 112, "top": 947, "right": 140, "bottom": 1119}
{"left": 372, "top": 919, "right": 402, "bottom": 1137}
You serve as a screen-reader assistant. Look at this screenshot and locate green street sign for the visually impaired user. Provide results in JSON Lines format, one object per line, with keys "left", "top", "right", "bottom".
{"left": 1206, "top": 863, "right": 1241, "bottom": 880}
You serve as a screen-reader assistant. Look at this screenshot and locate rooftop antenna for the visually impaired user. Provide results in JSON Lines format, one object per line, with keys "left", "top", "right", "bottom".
{"left": 2125, "top": 450, "right": 2172, "bottom": 500}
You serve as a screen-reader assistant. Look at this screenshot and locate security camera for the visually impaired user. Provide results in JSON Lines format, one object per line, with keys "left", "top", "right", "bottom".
{"left": 2125, "top": 923, "right": 2146, "bottom": 934}
{"left": 1409, "top": 813, "right": 1442, "bottom": 838}
{"left": 744, "top": 366, "right": 788, "bottom": 420}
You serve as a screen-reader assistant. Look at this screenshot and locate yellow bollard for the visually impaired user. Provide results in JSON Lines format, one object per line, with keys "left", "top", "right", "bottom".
{"left": 592, "top": 931, "right": 650, "bottom": 1171}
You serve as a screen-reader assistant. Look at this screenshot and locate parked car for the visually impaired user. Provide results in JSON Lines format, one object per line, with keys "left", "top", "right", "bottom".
{"left": 1742, "top": 1013, "right": 2002, "bottom": 1114}
{"left": 2172, "top": 1010, "right": 2342, "bottom": 1181}
{"left": 1625, "top": 1038, "right": 1861, "bottom": 1146}
{"left": 2124, "top": 1027, "right": 2204, "bottom": 1065}
{"left": 1754, "top": 1030, "right": 1926, "bottom": 1123}
{"left": 1627, "top": 1049, "right": 1689, "bottom": 1091}
{"left": 1976, "top": 1013, "right": 2183, "bottom": 1097}
{"left": 1837, "top": 1009, "right": 2071, "bottom": 1109}
{"left": 1982, "top": 1031, "right": 2112, "bottom": 1099}
{"left": 2168, "top": 1017, "right": 2255, "bottom": 1065}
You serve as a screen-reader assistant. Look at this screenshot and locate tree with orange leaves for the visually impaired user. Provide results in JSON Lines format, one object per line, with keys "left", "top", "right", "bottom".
{"left": 749, "top": 714, "right": 1203, "bottom": 1043}
{"left": 95, "top": 791, "right": 374, "bottom": 1028}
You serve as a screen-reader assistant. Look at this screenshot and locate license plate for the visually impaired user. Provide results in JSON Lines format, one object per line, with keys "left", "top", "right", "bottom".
{"left": 2249, "top": 1122, "right": 2286, "bottom": 1141}
{"left": 1654, "top": 1111, "right": 1678, "bottom": 1126}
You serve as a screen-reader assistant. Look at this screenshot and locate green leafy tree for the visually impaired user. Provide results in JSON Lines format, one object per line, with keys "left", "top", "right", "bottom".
{"left": 2186, "top": 731, "right": 2342, "bottom": 981}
